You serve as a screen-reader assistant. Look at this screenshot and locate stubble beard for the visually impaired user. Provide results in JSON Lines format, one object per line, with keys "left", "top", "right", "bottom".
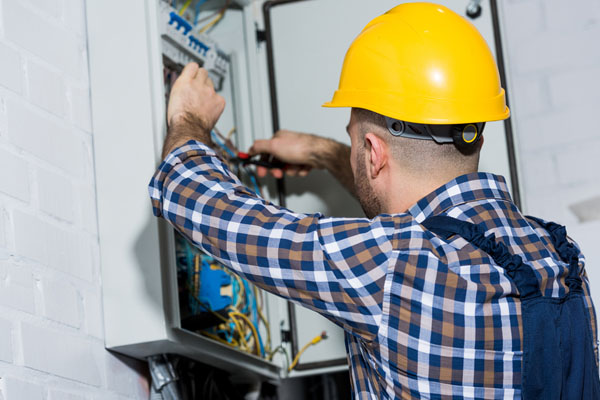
{"left": 354, "top": 155, "right": 383, "bottom": 219}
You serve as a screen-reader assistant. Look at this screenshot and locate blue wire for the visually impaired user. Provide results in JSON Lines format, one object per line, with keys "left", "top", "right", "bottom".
{"left": 183, "top": 240, "right": 199, "bottom": 313}
{"left": 193, "top": 0, "right": 209, "bottom": 25}
{"left": 242, "top": 280, "right": 252, "bottom": 314}
{"left": 231, "top": 276, "right": 239, "bottom": 308}
{"left": 248, "top": 171, "right": 261, "bottom": 196}
{"left": 244, "top": 280, "right": 265, "bottom": 357}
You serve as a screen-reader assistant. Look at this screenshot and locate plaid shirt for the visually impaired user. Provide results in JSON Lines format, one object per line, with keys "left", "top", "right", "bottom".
{"left": 149, "top": 141, "right": 598, "bottom": 399}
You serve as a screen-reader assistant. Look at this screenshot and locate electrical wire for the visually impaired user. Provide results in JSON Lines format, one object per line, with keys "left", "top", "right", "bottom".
{"left": 199, "top": 10, "right": 225, "bottom": 33}
{"left": 193, "top": 255, "right": 200, "bottom": 312}
{"left": 196, "top": 0, "right": 231, "bottom": 29}
{"left": 230, "top": 313, "right": 249, "bottom": 351}
{"left": 202, "top": 331, "right": 238, "bottom": 347}
{"left": 288, "top": 332, "right": 328, "bottom": 372}
{"left": 268, "top": 345, "right": 290, "bottom": 372}
{"left": 242, "top": 166, "right": 262, "bottom": 196}
{"left": 178, "top": 0, "right": 192, "bottom": 16}
{"left": 230, "top": 311, "right": 261, "bottom": 356}
{"left": 227, "top": 127, "right": 236, "bottom": 141}
{"left": 176, "top": 215, "right": 271, "bottom": 360}
{"left": 254, "top": 286, "right": 271, "bottom": 353}
{"left": 234, "top": 276, "right": 245, "bottom": 309}
{"left": 193, "top": 0, "right": 209, "bottom": 25}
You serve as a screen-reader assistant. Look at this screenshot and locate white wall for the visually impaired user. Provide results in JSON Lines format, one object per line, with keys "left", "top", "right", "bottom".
{"left": 0, "top": 0, "right": 147, "bottom": 398}
{"left": 500, "top": 0, "right": 600, "bottom": 306}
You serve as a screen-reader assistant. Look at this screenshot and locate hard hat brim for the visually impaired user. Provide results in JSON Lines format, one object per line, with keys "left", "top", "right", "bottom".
{"left": 322, "top": 89, "right": 510, "bottom": 125}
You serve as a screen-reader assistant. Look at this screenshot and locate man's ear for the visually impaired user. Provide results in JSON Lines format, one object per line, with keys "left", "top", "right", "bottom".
{"left": 364, "top": 132, "right": 387, "bottom": 178}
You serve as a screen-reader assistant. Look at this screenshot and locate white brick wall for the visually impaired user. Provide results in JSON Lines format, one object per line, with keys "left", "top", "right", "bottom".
{"left": 500, "top": 0, "right": 600, "bottom": 306}
{"left": 0, "top": 0, "right": 148, "bottom": 398}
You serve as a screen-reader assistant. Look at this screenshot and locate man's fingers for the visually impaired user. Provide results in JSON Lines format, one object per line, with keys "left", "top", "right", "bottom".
{"left": 180, "top": 63, "right": 200, "bottom": 80}
{"left": 298, "top": 166, "right": 312, "bottom": 177}
{"left": 256, "top": 166, "right": 268, "bottom": 178}
{"left": 205, "top": 75, "right": 215, "bottom": 90}
{"left": 286, "top": 166, "right": 300, "bottom": 177}
{"left": 287, "top": 165, "right": 311, "bottom": 177}
{"left": 270, "top": 168, "right": 284, "bottom": 179}
{"left": 195, "top": 67, "right": 208, "bottom": 81}
{"left": 249, "top": 139, "right": 273, "bottom": 156}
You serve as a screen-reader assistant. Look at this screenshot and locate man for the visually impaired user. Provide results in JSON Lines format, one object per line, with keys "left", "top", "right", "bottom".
{"left": 150, "top": 3, "right": 600, "bottom": 399}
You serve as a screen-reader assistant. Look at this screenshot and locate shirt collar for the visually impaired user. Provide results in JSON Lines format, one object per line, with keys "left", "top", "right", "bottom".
{"left": 407, "top": 172, "right": 513, "bottom": 223}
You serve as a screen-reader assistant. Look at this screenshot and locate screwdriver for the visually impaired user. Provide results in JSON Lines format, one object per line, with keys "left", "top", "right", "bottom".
{"left": 233, "top": 152, "right": 287, "bottom": 170}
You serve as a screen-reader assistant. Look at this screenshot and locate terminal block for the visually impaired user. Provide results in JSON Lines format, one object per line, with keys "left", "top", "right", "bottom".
{"left": 160, "top": 2, "right": 230, "bottom": 90}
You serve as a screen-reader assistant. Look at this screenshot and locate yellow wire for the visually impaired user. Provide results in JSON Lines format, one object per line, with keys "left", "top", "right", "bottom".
{"left": 202, "top": 332, "right": 236, "bottom": 347}
{"left": 193, "top": 255, "right": 200, "bottom": 297}
{"left": 229, "top": 312, "right": 260, "bottom": 355}
{"left": 227, "top": 127, "right": 236, "bottom": 141}
{"left": 178, "top": 0, "right": 192, "bottom": 15}
{"left": 230, "top": 311, "right": 261, "bottom": 356}
{"left": 230, "top": 314, "right": 249, "bottom": 351}
{"left": 199, "top": 10, "right": 225, "bottom": 33}
{"left": 234, "top": 275, "right": 245, "bottom": 309}
{"left": 185, "top": 256, "right": 267, "bottom": 358}
{"left": 225, "top": 305, "right": 248, "bottom": 351}
{"left": 288, "top": 334, "right": 325, "bottom": 372}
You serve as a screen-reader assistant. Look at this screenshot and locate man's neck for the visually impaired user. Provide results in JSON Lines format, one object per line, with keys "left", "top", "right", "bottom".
{"left": 384, "top": 170, "right": 474, "bottom": 214}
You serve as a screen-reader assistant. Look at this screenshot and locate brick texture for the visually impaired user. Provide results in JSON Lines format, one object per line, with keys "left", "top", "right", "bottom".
{"left": 0, "top": 0, "right": 147, "bottom": 397}
{"left": 21, "top": 322, "right": 102, "bottom": 386}
{"left": 0, "top": 377, "right": 43, "bottom": 400}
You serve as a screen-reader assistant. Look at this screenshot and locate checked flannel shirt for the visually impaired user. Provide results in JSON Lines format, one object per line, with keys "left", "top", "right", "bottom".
{"left": 149, "top": 141, "right": 598, "bottom": 399}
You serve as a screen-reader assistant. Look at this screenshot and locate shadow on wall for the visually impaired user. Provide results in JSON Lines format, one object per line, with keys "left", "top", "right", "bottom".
{"left": 134, "top": 216, "right": 173, "bottom": 317}
{"left": 107, "top": 350, "right": 151, "bottom": 397}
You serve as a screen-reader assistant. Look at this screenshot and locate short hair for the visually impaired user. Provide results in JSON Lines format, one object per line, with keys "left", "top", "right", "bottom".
{"left": 353, "top": 108, "right": 481, "bottom": 176}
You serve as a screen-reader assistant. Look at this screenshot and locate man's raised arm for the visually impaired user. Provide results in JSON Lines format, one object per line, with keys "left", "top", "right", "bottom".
{"left": 151, "top": 63, "right": 394, "bottom": 341}
{"left": 161, "top": 63, "right": 225, "bottom": 158}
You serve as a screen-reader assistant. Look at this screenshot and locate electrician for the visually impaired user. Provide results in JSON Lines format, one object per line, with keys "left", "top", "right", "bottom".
{"left": 149, "top": 3, "right": 600, "bottom": 398}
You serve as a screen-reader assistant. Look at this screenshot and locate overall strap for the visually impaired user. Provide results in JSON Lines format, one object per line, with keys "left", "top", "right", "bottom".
{"left": 526, "top": 216, "right": 583, "bottom": 292}
{"left": 422, "top": 215, "right": 542, "bottom": 300}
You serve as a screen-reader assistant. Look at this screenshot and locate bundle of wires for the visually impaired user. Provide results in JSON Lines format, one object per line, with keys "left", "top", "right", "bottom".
{"left": 176, "top": 0, "right": 231, "bottom": 34}
{"left": 175, "top": 234, "right": 271, "bottom": 359}
{"left": 196, "top": 0, "right": 231, "bottom": 34}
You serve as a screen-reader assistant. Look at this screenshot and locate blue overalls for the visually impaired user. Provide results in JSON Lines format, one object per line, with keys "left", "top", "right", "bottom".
{"left": 422, "top": 215, "right": 600, "bottom": 399}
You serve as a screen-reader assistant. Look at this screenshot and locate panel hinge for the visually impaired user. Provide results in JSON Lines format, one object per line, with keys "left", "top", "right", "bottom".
{"left": 256, "top": 29, "right": 267, "bottom": 43}
{"left": 280, "top": 329, "right": 292, "bottom": 343}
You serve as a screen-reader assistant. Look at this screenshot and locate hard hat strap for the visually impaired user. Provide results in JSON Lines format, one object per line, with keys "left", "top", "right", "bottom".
{"left": 385, "top": 117, "right": 485, "bottom": 149}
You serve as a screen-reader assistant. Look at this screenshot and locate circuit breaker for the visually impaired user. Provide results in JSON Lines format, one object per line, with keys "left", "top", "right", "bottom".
{"left": 87, "top": 0, "right": 519, "bottom": 384}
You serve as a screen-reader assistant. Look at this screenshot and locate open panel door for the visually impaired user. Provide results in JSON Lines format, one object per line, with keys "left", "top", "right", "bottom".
{"left": 262, "top": 0, "right": 520, "bottom": 375}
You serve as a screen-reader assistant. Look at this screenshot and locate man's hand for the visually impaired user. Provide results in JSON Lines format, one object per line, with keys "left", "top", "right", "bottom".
{"left": 249, "top": 130, "right": 327, "bottom": 179}
{"left": 249, "top": 130, "right": 356, "bottom": 195}
{"left": 162, "top": 63, "right": 226, "bottom": 158}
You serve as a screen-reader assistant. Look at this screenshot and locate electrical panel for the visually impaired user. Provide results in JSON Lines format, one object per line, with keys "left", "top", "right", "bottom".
{"left": 157, "top": 1, "right": 296, "bottom": 375}
{"left": 159, "top": 2, "right": 230, "bottom": 90}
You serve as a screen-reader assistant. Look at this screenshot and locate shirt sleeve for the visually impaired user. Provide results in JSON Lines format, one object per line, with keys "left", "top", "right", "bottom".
{"left": 149, "top": 141, "right": 406, "bottom": 340}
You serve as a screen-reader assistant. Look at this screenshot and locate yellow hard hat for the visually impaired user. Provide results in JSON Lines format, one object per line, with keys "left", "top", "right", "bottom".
{"left": 323, "top": 2, "right": 510, "bottom": 124}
